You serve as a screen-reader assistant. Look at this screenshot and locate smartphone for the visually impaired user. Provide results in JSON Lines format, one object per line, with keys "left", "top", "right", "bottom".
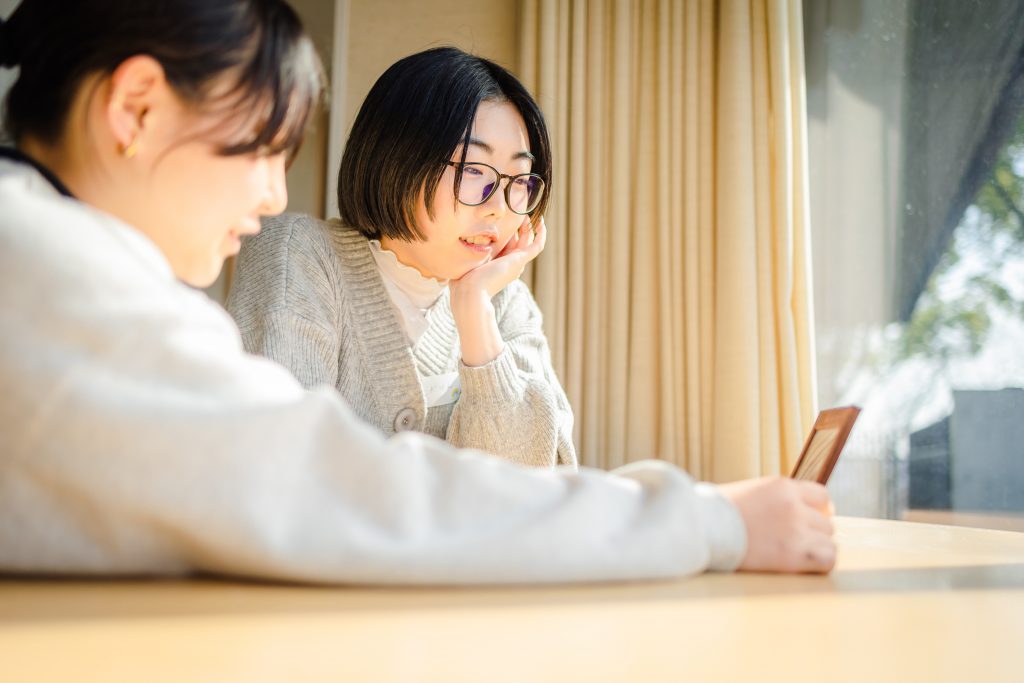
{"left": 790, "top": 406, "right": 861, "bottom": 484}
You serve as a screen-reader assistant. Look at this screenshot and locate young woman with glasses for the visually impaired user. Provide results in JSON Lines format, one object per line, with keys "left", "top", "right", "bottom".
{"left": 228, "top": 48, "right": 577, "bottom": 468}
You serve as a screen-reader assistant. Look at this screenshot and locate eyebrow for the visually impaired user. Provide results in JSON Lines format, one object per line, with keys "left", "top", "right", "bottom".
{"left": 467, "top": 137, "right": 536, "bottom": 162}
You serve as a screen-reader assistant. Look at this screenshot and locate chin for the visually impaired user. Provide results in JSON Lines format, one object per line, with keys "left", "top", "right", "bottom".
{"left": 450, "top": 261, "right": 485, "bottom": 280}
{"left": 180, "top": 260, "right": 225, "bottom": 290}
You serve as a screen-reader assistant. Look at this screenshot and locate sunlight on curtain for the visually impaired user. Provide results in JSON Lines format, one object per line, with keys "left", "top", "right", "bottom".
{"left": 519, "top": 0, "right": 816, "bottom": 480}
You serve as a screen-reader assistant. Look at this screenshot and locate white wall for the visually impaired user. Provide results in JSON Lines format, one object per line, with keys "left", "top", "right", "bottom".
{"left": 284, "top": 0, "right": 335, "bottom": 219}
{"left": 324, "top": 0, "right": 519, "bottom": 217}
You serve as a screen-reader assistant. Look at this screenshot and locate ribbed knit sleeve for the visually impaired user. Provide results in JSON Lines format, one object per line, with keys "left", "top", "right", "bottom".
{"left": 226, "top": 214, "right": 342, "bottom": 390}
{"left": 446, "top": 280, "right": 578, "bottom": 469}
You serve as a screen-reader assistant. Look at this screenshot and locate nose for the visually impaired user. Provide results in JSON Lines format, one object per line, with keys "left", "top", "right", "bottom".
{"left": 480, "top": 176, "right": 510, "bottom": 219}
{"left": 259, "top": 153, "right": 288, "bottom": 216}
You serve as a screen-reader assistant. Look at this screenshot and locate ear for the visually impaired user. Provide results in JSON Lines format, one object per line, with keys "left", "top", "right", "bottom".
{"left": 105, "top": 55, "right": 168, "bottom": 155}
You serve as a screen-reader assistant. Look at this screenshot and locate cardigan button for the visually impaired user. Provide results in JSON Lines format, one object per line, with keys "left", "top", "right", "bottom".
{"left": 393, "top": 407, "right": 418, "bottom": 432}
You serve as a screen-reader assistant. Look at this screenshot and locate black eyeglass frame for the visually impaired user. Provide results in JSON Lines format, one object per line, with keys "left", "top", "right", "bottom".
{"left": 445, "top": 160, "right": 546, "bottom": 215}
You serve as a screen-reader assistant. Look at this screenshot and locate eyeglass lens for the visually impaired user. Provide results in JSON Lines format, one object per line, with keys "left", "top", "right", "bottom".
{"left": 457, "top": 163, "right": 544, "bottom": 214}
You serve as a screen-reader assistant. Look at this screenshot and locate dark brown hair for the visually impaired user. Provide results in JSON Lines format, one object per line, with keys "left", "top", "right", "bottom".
{"left": 0, "top": 0, "right": 323, "bottom": 156}
{"left": 338, "top": 47, "right": 552, "bottom": 241}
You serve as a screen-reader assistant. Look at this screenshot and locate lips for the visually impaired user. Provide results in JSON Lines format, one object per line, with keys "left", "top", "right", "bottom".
{"left": 224, "top": 221, "right": 261, "bottom": 256}
{"left": 235, "top": 220, "right": 262, "bottom": 237}
{"left": 459, "top": 232, "right": 497, "bottom": 246}
{"left": 458, "top": 229, "right": 497, "bottom": 256}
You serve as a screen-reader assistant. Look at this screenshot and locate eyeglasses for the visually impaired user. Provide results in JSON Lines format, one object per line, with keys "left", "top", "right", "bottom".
{"left": 446, "top": 161, "right": 545, "bottom": 215}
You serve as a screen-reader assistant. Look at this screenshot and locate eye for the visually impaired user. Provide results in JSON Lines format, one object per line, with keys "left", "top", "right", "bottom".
{"left": 463, "top": 165, "right": 484, "bottom": 177}
{"left": 512, "top": 176, "right": 531, "bottom": 188}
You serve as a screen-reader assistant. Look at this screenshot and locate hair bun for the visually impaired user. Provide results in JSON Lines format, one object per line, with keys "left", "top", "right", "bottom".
{"left": 0, "top": 18, "right": 19, "bottom": 68}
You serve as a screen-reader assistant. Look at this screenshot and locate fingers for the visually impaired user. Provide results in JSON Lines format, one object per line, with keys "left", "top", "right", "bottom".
{"left": 795, "top": 482, "right": 837, "bottom": 572}
{"left": 505, "top": 216, "right": 547, "bottom": 260}
{"left": 803, "top": 505, "right": 835, "bottom": 536}
{"left": 517, "top": 219, "right": 532, "bottom": 250}
{"left": 796, "top": 480, "right": 832, "bottom": 513}
{"left": 497, "top": 220, "right": 528, "bottom": 258}
{"left": 514, "top": 216, "right": 545, "bottom": 258}
{"left": 531, "top": 216, "right": 547, "bottom": 252}
{"left": 519, "top": 214, "right": 533, "bottom": 240}
{"left": 724, "top": 476, "right": 839, "bottom": 575}
{"left": 794, "top": 480, "right": 835, "bottom": 548}
{"left": 795, "top": 531, "right": 837, "bottom": 573}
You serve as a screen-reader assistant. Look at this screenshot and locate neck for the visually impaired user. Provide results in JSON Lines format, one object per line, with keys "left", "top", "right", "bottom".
{"left": 22, "top": 135, "right": 146, "bottom": 242}
{"left": 19, "top": 135, "right": 76, "bottom": 188}
{"left": 19, "top": 77, "right": 132, "bottom": 220}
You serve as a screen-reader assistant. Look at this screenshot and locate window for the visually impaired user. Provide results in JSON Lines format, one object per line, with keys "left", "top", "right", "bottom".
{"left": 805, "top": 0, "right": 1024, "bottom": 529}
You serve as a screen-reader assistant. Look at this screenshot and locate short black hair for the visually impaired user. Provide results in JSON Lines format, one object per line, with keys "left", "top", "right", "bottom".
{"left": 338, "top": 47, "right": 552, "bottom": 241}
{"left": 0, "top": 0, "right": 323, "bottom": 157}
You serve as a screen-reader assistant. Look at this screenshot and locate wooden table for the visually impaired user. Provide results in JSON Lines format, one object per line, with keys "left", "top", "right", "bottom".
{"left": 2, "top": 517, "right": 1023, "bottom": 682}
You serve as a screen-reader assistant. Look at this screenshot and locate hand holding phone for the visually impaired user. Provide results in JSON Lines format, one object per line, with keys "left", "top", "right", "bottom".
{"left": 790, "top": 406, "right": 861, "bottom": 485}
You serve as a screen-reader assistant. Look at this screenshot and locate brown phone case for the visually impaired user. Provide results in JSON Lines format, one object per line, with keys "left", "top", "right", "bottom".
{"left": 790, "top": 406, "right": 861, "bottom": 484}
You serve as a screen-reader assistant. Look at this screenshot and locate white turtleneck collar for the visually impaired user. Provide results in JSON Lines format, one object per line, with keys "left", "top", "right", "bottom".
{"left": 368, "top": 239, "right": 447, "bottom": 308}
{"left": 368, "top": 239, "right": 448, "bottom": 345}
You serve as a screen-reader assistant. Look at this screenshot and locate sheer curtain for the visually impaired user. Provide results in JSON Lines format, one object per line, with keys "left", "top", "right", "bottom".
{"left": 518, "top": 0, "right": 816, "bottom": 480}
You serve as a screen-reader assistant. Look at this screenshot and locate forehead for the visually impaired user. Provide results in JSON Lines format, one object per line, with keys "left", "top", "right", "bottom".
{"left": 468, "top": 100, "right": 530, "bottom": 153}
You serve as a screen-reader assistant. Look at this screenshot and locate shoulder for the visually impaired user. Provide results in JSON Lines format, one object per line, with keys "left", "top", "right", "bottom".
{"left": 229, "top": 213, "right": 342, "bottom": 314}
{"left": 241, "top": 212, "right": 336, "bottom": 269}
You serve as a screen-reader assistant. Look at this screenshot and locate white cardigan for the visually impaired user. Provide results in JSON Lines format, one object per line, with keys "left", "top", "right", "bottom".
{"left": 0, "top": 158, "right": 746, "bottom": 584}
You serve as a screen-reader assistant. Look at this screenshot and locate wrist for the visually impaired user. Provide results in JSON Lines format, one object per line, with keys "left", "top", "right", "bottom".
{"left": 450, "top": 282, "right": 489, "bottom": 319}
{"left": 451, "top": 289, "right": 504, "bottom": 367}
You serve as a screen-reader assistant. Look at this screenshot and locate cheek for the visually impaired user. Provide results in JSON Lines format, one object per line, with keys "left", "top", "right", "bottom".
{"left": 417, "top": 193, "right": 462, "bottom": 242}
{"left": 156, "top": 159, "right": 234, "bottom": 223}
{"left": 432, "top": 190, "right": 462, "bottom": 225}
{"left": 499, "top": 212, "right": 523, "bottom": 238}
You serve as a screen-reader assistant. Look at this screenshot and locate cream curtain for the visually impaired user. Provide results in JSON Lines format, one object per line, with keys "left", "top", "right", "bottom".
{"left": 518, "top": 0, "right": 817, "bottom": 480}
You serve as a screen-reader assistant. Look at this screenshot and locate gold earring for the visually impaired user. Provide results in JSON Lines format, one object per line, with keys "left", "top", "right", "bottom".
{"left": 121, "top": 135, "right": 139, "bottom": 159}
